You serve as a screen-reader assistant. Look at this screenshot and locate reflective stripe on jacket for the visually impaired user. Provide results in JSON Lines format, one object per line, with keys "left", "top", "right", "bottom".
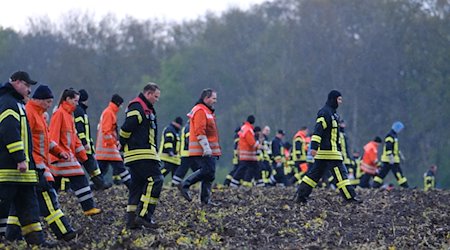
{"left": 361, "top": 141, "right": 380, "bottom": 175}
{"left": 119, "top": 94, "right": 160, "bottom": 164}
{"left": 26, "top": 100, "right": 66, "bottom": 182}
{"left": 238, "top": 122, "right": 258, "bottom": 161}
{"left": 48, "top": 101, "right": 87, "bottom": 176}
{"left": 187, "top": 103, "right": 221, "bottom": 156}
{"left": 0, "top": 83, "right": 37, "bottom": 184}
{"left": 95, "top": 102, "right": 122, "bottom": 161}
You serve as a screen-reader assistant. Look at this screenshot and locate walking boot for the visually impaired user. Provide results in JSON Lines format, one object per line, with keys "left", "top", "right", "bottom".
{"left": 134, "top": 216, "right": 158, "bottom": 229}
{"left": 62, "top": 228, "right": 84, "bottom": 242}
{"left": 178, "top": 169, "right": 202, "bottom": 202}
{"left": 126, "top": 212, "right": 139, "bottom": 229}
{"left": 25, "top": 231, "right": 57, "bottom": 248}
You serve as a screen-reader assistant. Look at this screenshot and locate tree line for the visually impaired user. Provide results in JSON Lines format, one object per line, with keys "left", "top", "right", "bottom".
{"left": 1, "top": 0, "right": 449, "bottom": 187}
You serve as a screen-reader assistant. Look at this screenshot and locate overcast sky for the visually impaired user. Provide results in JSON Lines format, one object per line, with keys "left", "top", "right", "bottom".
{"left": 0, "top": 0, "right": 271, "bottom": 31}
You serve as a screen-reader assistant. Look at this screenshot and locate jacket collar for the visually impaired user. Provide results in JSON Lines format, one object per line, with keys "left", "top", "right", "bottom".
{"left": 27, "top": 99, "right": 45, "bottom": 114}
{"left": 61, "top": 101, "right": 76, "bottom": 113}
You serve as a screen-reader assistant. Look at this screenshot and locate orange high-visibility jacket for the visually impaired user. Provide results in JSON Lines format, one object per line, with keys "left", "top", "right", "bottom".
{"left": 95, "top": 102, "right": 122, "bottom": 161}
{"left": 25, "top": 100, "right": 66, "bottom": 182}
{"left": 238, "top": 121, "right": 258, "bottom": 161}
{"left": 187, "top": 103, "right": 221, "bottom": 157}
{"left": 49, "top": 101, "right": 87, "bottom": 176}
{"left": 361, "top": 141, "right": 380, "bottom": 175}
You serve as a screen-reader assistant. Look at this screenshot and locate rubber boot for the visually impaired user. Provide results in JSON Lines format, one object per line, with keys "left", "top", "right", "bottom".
{"left": 179, "top": 170, "right": 202, "bottom": 202}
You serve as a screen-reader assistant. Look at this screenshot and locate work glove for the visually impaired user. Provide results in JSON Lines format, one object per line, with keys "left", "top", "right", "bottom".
{"left": 37, "top": 169, "right": 52, "bottom": 191}
{"left": 389, "top": 154, "right": 395, "bottom": 165}
{"left": 198, "top": 136, "right": 212, "bottom": 157}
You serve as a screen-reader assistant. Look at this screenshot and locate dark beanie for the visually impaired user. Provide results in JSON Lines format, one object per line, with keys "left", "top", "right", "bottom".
{"left": 111, "top": 94, "right": 124, "bottom": 106}
{"left": 174, "top": 116, "right": 183, "bottom": 126}
{"left": 32, "top": 85, "right": 54, "bottom": 99}
{"left": 374, "top": 136, "right": 382, "bottom": 143}
{"left": 247, "top": 115, "right": 255, "bottom": 124}
{"left": 326, "top": 90, "right": 342, "bottom": 109}
{"left": 79, "top": 89, "right": 89, "bottom": 102}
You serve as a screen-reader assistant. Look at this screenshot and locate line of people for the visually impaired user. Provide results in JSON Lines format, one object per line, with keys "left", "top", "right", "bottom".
{"left": 0, "top": 71, "right": 134, "bottom": 246}
{"left": 220, "top": 90, "right": 438, "bottom": 203}
{"left": 0, "top": 71, "right": 438, "bottom": 247}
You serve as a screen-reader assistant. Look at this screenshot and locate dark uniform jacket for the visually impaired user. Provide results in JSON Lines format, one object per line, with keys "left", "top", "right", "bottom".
{"left": 74, "top": 103, "right": 95, "bottom": 155}
{"left": 180, "top": 124, "right": 190, "bottom": 158}
{"left": 158, "top": 123, "right": 181, "bottom": 165}
{"left": 310, "top": 103, "right": 343, "bottom": 160}
{"left": 0, "top": 83, "right": 37, "bottom": 184}
{"left": 119, "top": 93, "right": 160, "bottom": 165}
{"left": 271, "top": 136, "right": 284, "bottom": 163}
{"left": 381, "top": 130, "right": 400, "bottom": 164}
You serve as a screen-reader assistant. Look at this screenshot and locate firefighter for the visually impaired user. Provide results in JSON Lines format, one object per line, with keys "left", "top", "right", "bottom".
{"left": 74, "top": 89, "right": 110, "bottom": 190}
{"left": 295, "top": 90, "right": 360, "bottom": 203}
{"left": 120, "top": 83, "right": 162, "bottom": 229}
{"left": 260, "top": 125, "right": 273, "bottom": 186}
{"left": 95, "top": 94, "right": 131, "bottom": 188}
{"left": 339, "top": 120, "right": 357, "bottom": 186}
{"left": 171, "top": 122, "right": 200, "bottom": 186}
{"left": 0, "top": 71, "right": 53, "bottom": 246}
{"left": 290, "top": 126, "right": 309, "bottom": 185}
{"left": 423, "top": 164, "right": 437, "bottom": 191}
{"left": 373, "top": 122, "right": 409, "bottom": 188}
{"left": 270, "top": 130, "right": 288, "bottom": 186}
{"left": 178, "top": 88, "right": 221, "bottom": 205}
{"left": 49, "top": 89, "right": 101, "bottom": 216}
{"left": 230, "top": 115, "right": 260, "bottom": 188}
{"left": 359, "top": 136, "right": 382, "bottom": 188}
{"left": 159, "top": 117, "right": 183, "bottom": 179}
{"left": 223, "top": 127, "right": 241, "bottom": 186}
{"left": 4, "top": 85, "right": 83, "bottom": 242}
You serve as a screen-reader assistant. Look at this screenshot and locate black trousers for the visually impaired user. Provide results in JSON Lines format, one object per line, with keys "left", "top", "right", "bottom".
{"left": 172, "top": 157, "right": 200, "bottom": 185}
{"left": 296, "top": 159, "right": 356, "bottom": 200}
{"left": 359, "top": 173, "right": 374, "bottom": 188}
{"left": 5, "top": 187, "right": 75, "bottom": 240}
{"left": 271, "top": 162, "right": 288, "bottom": 186}
{"left": 231, "top": 161, "right": 260, "bottom": 187}
{"left": 223, "top": 163, "right": 239, "bottom": 186}
{"left": 83, "top": 154, "right": 102, "bottom": 177}
{"left": 160, "top": 161, "right": 179, "bottom": 178}
{"left": 98, "top": 160, "right": 131, "bottom": 185}
{"left": 127, "top": 160, "right": 163, "bottom": 220}
{"left": 0, "top": 184, "right": 45, "bottom": 243}
{"left": 182, "top": 156, "right": 216, "bottom": 204}
{"left": 54, "top": 175, "right": 96, "bottom": 211}
{"left": 373, "top": 163, "right": 409, "bottom": 188}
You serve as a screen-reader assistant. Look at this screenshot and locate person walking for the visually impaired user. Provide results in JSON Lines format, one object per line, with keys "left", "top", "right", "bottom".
{"left": 178, "top": 89, "right": 221, "bottom": 205}
{"left": 119, "top": 83, "right": 163, "bottom": 229}
{"left": 49, "top": 89, "right": 101, "bottom": 216}
{"left": 294, "top": 90, "right": 360, "bottom": 203}
{"left": 74, "top": 89, "right": 111, "bottom": 190}
{"left": 0, "top": 71, "right": 54, "bottom": 246}
{"left": 373, "top": 122, "right": 409, "bottom": 188}
{"left": 95, "top": 94, "right": 131, "bottom": 188}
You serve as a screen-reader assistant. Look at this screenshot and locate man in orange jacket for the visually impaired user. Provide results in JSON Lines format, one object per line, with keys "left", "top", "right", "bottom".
{"left": 359, "top": 136, "right": 382, "bottom": 188}
{"left": 49, "top": 89, "right": 101, "bottom": 216}
{"left": 230, "top": 115, "right": 260, "bottom": 187}
{"left": 5, "top": 85, "right": 83, "bottom": 242}
{"left": 96, "top": 94, "right": 131, "bottom": 188}
{"left": 179, "top": 89, "right": 221, "bottom": 205}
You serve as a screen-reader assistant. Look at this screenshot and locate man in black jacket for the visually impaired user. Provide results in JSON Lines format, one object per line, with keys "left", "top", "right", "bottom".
{"left": 0, "top": 71, "right": 54, "bottom": 246}
{"left": 295, "top": 90, "right": 360, "bottom": 203}
{"left": 119, "top": 83, "right": 163, "bottom": 229}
